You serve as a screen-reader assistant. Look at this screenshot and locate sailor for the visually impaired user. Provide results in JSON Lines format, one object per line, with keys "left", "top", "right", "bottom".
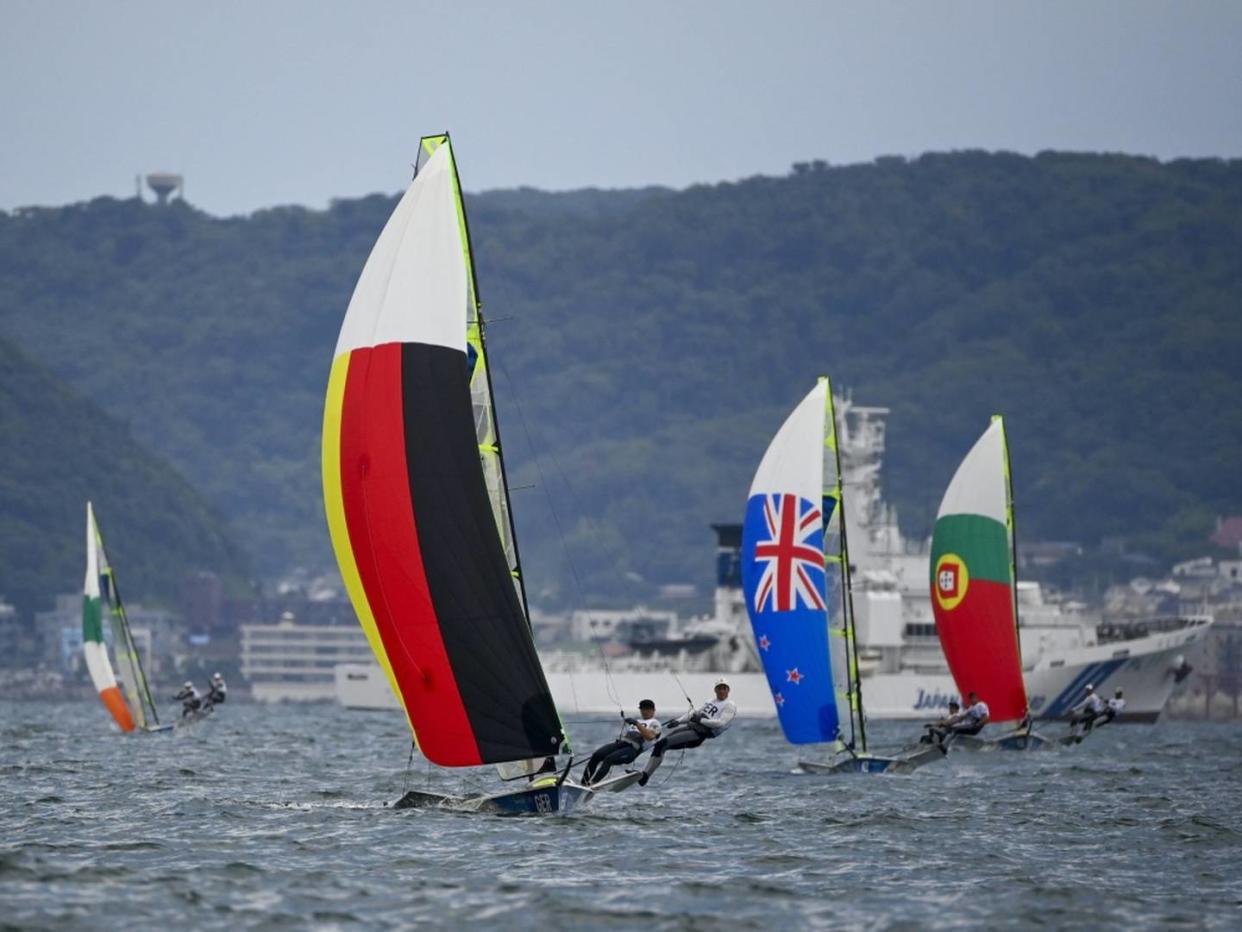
{"left": 1096, "top": 688, "right": 1126, "bottom": 727}
{"left": 922, "top": 700, "right": 961, "bottom": 744}
{"left": 173, "top": 681, "right": 202, "bottom": 718}
{"left": 582, "top": 699, "right": 661, "bottom": 786}
{"left": 931, "top": 691, "right": 989, "bottom": 745}
{"left": 1068, "top": 683, "right": 1105, "bottom": 734}
{"left": 956, "top": 692, "right": 990, "bottom": 736}
{"left": 203, "top": 672, "right": 227, "bottom": 708}
{"left": 637, "top": 679, "right": 736, "bottom": 786}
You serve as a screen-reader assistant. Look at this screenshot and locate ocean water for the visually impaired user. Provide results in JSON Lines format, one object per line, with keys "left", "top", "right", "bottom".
{"left": 2, "top": 700, "right": 1240, "bottom": 930}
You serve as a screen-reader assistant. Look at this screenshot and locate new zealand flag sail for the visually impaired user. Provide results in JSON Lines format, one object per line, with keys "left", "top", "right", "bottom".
{"left": 741, "top": 382, "right": 841, "bottom": 744}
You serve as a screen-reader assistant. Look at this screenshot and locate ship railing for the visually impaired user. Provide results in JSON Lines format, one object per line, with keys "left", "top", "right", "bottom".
{"left": 1096, "top": 615, "right": 1212, "bottom": 643}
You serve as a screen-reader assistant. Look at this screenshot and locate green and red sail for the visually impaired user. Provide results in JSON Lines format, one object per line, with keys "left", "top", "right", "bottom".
{"left": 930, "top": 417, "right": 1027, "bottom": 722}
{"left": 321, "top": 134, "right": 563, "bottom": 767}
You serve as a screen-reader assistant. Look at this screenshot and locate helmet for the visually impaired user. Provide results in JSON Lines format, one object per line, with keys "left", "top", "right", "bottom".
{"left": 183, "top": 681, "right": 193, "bottom": 689}
{"left": 714, "top": 677, "right": 730, "bottom": 688}
{"left": 1085, "top": 683, "right": 1095, "bottom": 691}
{"left": 1115, "top": 688, "right": 1124, "bottom": 697}
{"left": 212, "top": 672, "right": 224, "bottom": 681}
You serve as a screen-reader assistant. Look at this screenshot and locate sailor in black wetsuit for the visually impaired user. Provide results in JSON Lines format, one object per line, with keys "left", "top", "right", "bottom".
{"left": 173, "top": 681, "right": 202, "bottom": 718}
{"left": 583, "top": 700, "right": 661, "bottom": 786}
{"left": 203, "top": 672, "right": 227, "bottom": 709}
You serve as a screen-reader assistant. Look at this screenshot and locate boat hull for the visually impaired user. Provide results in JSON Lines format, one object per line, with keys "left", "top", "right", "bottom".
{"left": 393, "top": 780, "right": 592, "bottom": 815}
{"left": 950, "top": 731, "right": 1051, "bottom": 752}
{"left": 796, "top": 744, "right": 944, "bottom": 775}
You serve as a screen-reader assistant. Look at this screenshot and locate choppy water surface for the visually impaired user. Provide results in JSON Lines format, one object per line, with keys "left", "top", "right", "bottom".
{"left": 2, "top": 701, "right": 1240, "bottom": 929}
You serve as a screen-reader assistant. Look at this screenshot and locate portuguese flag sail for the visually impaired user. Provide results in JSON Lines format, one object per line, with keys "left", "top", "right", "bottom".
{"left": 321, "top": 133, "right": 564, "bottom": 767}
{"left": 929, "top": 416, "right": 1027, "bottom": 722}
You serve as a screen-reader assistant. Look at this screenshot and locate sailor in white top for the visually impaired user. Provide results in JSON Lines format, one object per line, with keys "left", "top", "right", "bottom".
{"left": 951, "top": 691, "right": 990, "bottom": 737}
{"left": 638, "top": 679, "right": 737, "bottom": 786}
{"left": 582, "top": 699, "right": 662, "bottom": 785}
{"left": 1068, "top": 684, "right": 1106, "bottom": 734}
{"left": 1096, "top": 688, "right": 1126, "bottom": 728}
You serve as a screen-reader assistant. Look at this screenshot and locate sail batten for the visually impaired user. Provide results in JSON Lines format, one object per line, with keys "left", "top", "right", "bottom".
{"left": 930, "top": 418, "right": 1028, "bottom": 722}
{"left": 323, "top": 134, "right": 563, "bottom": 767}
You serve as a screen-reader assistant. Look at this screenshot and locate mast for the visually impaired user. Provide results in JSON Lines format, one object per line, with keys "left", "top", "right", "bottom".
{"left": 824, "top": 378, "right": 867, "bottom": 753}
{"left": 101, "top": 534, "right": 162, "bottom": 728}
{"left": 995, "top": 414, "right": 1023, "bottom": 668}
{"left": 92, "top": 507, "right": 161, "bottom": 728}
{"left": 425, "top": 132, "right": 533, "bottom": 622}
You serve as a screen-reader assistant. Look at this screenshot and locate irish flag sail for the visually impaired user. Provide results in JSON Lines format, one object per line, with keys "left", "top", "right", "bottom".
{"left": 82, "top": 502, "right": 161, "bottom": 733}
{"left": 930, "top": 416, "right": 1027, "bottom": 722}
{"left": 321, "top": 133, "right": 564, "bottom": 768}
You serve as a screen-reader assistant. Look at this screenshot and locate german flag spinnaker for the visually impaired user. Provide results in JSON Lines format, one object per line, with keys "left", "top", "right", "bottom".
{"left": 321, "top": 134, "right": 564, "bottom": 767}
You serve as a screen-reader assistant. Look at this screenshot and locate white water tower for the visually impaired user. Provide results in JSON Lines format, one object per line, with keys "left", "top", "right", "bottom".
{"left": 146, "top": 172, "right": 183, "bottom": 204}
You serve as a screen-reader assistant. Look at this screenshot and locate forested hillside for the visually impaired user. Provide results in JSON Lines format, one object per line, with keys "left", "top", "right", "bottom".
{"left": 0, "top": 337, "right": 251, "bottom": 615}
{"left": 1, "top": 150, "right": 1239, "bottom": 610}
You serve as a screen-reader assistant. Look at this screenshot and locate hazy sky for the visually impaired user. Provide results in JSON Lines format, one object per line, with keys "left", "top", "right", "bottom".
{"left": 3, "top": 1, "right": 1240, "bottom": 217}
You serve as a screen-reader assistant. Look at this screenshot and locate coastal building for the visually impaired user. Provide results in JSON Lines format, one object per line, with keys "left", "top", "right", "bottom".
{"left": 240, "top": 611, "right": 373, "bottom": 702}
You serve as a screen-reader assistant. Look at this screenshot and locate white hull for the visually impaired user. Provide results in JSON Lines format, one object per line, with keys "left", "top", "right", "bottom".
{"left": 335, "top": 618, "right": 1206, "bottom": 723}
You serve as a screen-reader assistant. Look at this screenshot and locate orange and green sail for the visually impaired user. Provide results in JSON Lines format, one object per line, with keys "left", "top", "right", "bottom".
{"left": 929, "top": 417, "right": 1027, "bottom": 722}
{"left": 83, "top": 502, "right": 161, "bottom": 733}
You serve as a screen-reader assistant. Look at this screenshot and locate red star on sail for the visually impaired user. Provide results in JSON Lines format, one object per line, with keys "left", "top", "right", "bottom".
{"left": 758, "top": 635, "right": 771, "bottom": 651}
{"left": 786, "top": 668, "right": 803, "bottom": 685}
{"left": 773, "top": 691, "right": 785, "bottom": 707}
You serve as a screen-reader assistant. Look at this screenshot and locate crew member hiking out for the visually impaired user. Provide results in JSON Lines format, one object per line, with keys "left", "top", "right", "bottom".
{"left": 582, "top": 699, "right": 660, "bottom": 786}
{"left": 922, "top": 701, "right": 961, "bottom": 745}
{"left": 638, "top": 679, "right": 737, "bottom": 786}
{"left": 1068, "top": 684, "right": 1105, "bottom": 736}
{"left": 1096, "top": 688, "right": 1125, "bottom": 727}
{"left": 173, "top": 681, "right": 201, "bottom": 718}
{"left": 927, "top": 692, "right": 989, "bottom": 746}
{"left": 203, "top": 672, "right": 227, "bottom": 709}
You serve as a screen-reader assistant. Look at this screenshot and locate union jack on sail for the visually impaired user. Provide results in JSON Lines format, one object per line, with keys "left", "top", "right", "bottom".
{"left": 749, "top": 493, "right": 826, "bottom": 614}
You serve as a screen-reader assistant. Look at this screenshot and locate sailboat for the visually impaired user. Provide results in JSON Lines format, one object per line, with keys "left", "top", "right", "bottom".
{"left": 930, "top": 416, "right": 1048, "bottom": 751}
{"left": 82, "top": 502, "right": 170, "bottom": 734}
{"left": 742, "top": 379, "right": 943, "bottom": 774}
{"left": 321, "top": 132, "right": 591, "bottom": 814}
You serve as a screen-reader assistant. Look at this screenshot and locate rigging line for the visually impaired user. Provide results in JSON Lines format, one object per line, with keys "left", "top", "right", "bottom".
{"left": 403, "top": 740, "right": 417, "bottom": 795}
{"left": 655, "top": 749, "right": 686, "bottom": 788}
{"left": 492, "top": 357, "right": 624, "bottom": 713}
{"left": 670, "top": 671, "right": 695, "bottom": 712}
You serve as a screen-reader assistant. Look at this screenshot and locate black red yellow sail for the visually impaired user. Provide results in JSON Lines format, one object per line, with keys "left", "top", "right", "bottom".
{"left": 322, "top": 134, "right": 563, "bottom": 767}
